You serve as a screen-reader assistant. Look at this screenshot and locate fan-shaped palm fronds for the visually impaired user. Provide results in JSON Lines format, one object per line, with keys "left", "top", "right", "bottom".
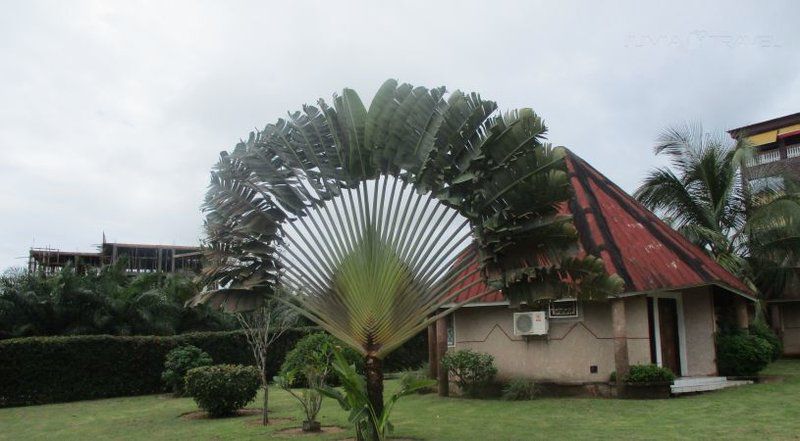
{"left": 191, "top": 80, "right": 622, "bottom": 422}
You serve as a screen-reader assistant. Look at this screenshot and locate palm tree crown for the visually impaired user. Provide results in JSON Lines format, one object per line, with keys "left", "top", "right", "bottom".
{"left": 634, "top": 123, "right": 751, "bottom": 276}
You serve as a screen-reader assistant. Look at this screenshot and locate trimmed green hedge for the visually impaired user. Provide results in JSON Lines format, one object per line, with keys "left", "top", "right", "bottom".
{"left": 0, "top": 330, "right": 298, "bottom": 407}
{"left": 0, "top": 328, "right": 427, "bottom": 407}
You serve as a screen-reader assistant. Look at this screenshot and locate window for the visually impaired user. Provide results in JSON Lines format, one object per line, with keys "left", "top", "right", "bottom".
{"left": 446, "top": 314, "right": 455, "bottom": 347}
{"left": 548, "top": 299, "right": 579, "bottom": 319}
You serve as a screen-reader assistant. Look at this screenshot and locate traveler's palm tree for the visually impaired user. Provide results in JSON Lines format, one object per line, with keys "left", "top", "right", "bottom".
{"left": 190, "top": 80, "right": 622, "bottom": 425}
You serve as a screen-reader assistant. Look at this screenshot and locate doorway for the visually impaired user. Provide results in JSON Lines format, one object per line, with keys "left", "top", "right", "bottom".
{"left": 647, "top": 294, "right": 687, "bottom": 376}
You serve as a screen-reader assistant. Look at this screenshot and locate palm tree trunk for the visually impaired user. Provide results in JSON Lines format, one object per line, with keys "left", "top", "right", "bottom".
{"left": 365, "top": 355, "right": 384, "bottom": 437}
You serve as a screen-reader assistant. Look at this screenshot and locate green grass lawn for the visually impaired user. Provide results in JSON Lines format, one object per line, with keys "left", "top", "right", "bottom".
{"left": 3, "top": 360, "right": 800, "bottom": 440}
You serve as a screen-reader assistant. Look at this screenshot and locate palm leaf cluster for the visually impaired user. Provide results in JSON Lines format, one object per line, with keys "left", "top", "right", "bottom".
{"left": 0, "top": 262, "right": 234, "bottom": 339}
{"left": 634, "top": 122, "right": 800, "bottom": 299}
{"left": 192, "top": 79, "right": 621, "bottom": 359}
{"left": 747, "top": 180, "right": 800, "bottom": 299}
{"left": 634, "top": 123, "right": 752, "bottom": 276}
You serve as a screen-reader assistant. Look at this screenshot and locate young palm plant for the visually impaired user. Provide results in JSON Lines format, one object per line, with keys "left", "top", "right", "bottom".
{"left": 189, "top": 80, "right": 622, "bottom": 438}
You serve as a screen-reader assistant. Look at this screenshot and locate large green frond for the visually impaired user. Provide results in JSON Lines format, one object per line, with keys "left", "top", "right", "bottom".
{"left": 192, "top": 80, "right": 621, "bottom": 358}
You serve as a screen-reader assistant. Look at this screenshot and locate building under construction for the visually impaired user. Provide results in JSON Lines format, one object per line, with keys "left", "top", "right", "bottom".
{"left": 28, "top": 236, "right": 203, "bottom": 275}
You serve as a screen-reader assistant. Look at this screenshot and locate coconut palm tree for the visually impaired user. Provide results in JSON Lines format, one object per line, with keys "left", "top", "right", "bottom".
{"left": 190, "top": 80, "right": 622, "bottom": 437}
{"left": 634, "top": 122, "right": 800, "bottom": 300}
{"left": 634, "top": 123, "right": 753, "bottom": 278}
{"left": 746, "top": 180, "right": 800, "bottom": 299}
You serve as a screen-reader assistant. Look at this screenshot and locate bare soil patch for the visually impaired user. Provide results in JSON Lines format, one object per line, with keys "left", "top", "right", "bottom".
{"left": 275, "top": 426, "right": 346, "bottom": 436}
{"left": 338, "top": 438, "right": 418, "bottom": 441}
{"left": 244, "top": 416, "right": 295, "bottom": 426}
{"left": 179, "top": 408, "right": 264, "bottom": 420}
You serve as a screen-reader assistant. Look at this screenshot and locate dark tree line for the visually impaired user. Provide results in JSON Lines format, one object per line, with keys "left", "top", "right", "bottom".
{"left": 0, "top": 262, "right": 236, "bottom": 339}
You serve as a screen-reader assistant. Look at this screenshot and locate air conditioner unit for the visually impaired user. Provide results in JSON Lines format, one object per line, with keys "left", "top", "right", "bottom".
{"left": 513, "top": 311, "right": 548, "bottom": 336}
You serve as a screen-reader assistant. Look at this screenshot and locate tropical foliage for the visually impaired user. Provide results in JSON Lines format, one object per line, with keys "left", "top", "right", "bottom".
{"left": 440, "top": 349, "right": 498, "bottom": 397}
{"left": 634, "top": 123, "right": 800, "bottom": 298}
{"left": 278, "top": 332, "right": 363, "bottom": 387}
{"left": 745, "top": 178, "right": 800, "bottom": 299}
{"left": 190, "top": 80, "right": 623, "bottom": 436}
{"left": 622, "top": 364, "right": 675, "bottom": 384}
{"left": 716, "top": 330, "right": 773, "bottom": 376}
{"left": 274, "top": 339, "right": 333, "bottom": 432}
{"left": 319, "top": 348, "right": 434, "bottom": 441}
{"left": 184, "top": 364, "right": 260, "bottom": 417}
{"left": 634, "top": 123, "right": 752, "bottom": 277}
{"left": 0, "top": 263, "right": 235, "bottom": 339}
{"left": 161, "top": 345, "right": 213, "bottom": 396}
{"left": 501, "top": 378, "right": 540, "bottom": 400}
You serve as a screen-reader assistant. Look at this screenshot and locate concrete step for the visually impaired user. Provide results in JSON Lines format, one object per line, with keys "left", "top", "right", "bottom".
{"left": 671, "top": 377, "right": 752, "bottom": 394}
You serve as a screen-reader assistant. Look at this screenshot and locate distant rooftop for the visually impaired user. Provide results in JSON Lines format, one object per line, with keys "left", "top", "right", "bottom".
{"left": 728, "top": 112, "right": 800, "bottom": 138}
{"left": 28, "top": 236, "right": 202, "bottom": 275}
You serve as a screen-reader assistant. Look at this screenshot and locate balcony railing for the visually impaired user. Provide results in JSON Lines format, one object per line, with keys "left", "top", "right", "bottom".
{"left": 746, "top": 150, "right": 780, "bottom": 167}
{"left": 787, "top": 144, "right": 800, "bottom": 159}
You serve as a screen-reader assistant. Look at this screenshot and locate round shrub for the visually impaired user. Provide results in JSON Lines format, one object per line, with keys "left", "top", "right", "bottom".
{"left": 502, "top": 378, "right": 539, "bottom": 400}
{"left": 623, "top": 364, "right": 675, "bottom": 384}
{"left": 279, "top": 333, "right": 362, "bottom": 387}
{"left": 749, "top": 321, "right": 782, "bottom": 361}
{"left": 184, "top": 364, "right": 260, "bottom": 417}
{"left": 717, "top": 332, "right": 772, "bottom": 376}
{"left": 440, "top": 349, "right": 497, "bottom": 397}
{"left": 162, "top": 345, "right": 213, "bottom": 396}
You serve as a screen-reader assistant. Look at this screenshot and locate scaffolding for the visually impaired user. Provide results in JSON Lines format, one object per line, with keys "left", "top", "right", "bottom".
{"left": 28, "top": 237, "right": 202, "bottom": 275}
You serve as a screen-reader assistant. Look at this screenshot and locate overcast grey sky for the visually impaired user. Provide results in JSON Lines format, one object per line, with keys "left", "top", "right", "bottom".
{"left": 1, "top": 0, "right": 798, "bottom": 270}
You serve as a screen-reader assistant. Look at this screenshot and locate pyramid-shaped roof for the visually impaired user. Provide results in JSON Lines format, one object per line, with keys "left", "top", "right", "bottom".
{"left": 450, "top": 149, "right": 754, "bottom": 304}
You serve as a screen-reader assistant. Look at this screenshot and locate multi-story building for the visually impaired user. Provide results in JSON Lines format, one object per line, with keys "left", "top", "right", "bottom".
{"left": 729, "top": 112, "right": 800, "bottom": 356}
{"left": 28, "top": 235, "right": 203, "bottom": 275}
{"left": 729, "top": 112, "right": 800, "bottom": 191}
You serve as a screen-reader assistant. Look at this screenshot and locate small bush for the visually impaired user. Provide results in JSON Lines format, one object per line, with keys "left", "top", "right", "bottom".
{"left": 185, "top": 364, "right": 260, "bottom": 417}
{"left": 749, "top": 321, "right": 782, "bottom": 361}
{"left": 717, "top": 332, "right": 772, "bottom": 376}
{"left": 279, "top": 333, "right": 362, "bottom": 387}
{"left": 623, "top": 365, "right": 675, "bottom": 384}
{"left": 502, "top": 378, "right": 539, "bottom": 400}
{"left": 161, "top": 345, "right": 213, "bottom": 396}
{"left": 440, "top": 349, "right": 497, "bottom": 397}
{"left": 399, "top": 366, "right": 435, "bottom": 395}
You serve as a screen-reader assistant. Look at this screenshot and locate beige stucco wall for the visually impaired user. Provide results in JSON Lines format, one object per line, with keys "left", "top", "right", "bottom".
{"left": 452, "top": 296, "right": 649, "bottom": 383}
{"left": 451, "top": 288, "right": 719, "bottom": 382}
{"left": 680, "top": 287, "right": 718, "bottom": 376}
{"left": 780, "top": 303, "right": 800, "bottom": 355}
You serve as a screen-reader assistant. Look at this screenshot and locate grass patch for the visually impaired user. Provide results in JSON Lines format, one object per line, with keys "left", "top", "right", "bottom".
{"left": 2, "top": 360, "right": 800, "bottom": 440}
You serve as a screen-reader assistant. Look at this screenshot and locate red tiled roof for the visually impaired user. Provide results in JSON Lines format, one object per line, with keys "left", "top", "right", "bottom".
{"left": 449, "top": 149, "right": 754, "bottom": 304}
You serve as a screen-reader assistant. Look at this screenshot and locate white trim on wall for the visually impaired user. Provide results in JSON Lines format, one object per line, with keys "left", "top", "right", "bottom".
{"left": 648, "top": 292, "right": 688, "bottom": 376}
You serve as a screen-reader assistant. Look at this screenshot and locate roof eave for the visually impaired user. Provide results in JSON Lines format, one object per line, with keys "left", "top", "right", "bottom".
{"left": 439, "top": 281, "right": 756, "bottom": 309}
